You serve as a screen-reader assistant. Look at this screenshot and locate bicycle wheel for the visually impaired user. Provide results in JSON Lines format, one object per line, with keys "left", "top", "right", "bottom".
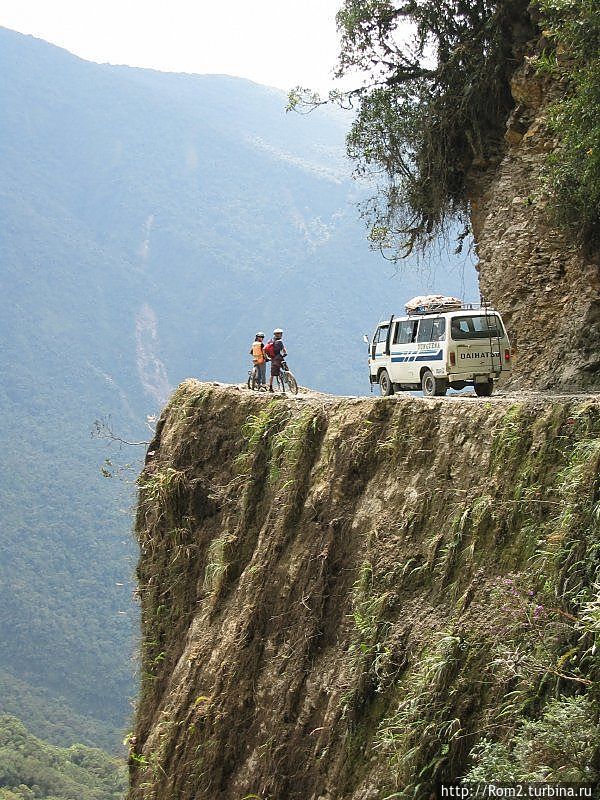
{"left": 275, "top": 374, "right": 286, "bottom": 393}
{"left": 284, "top": 370, "right": 298, "bottom": 395}
{"left": 247, "top": 368, "right": 258, "bottom": 390}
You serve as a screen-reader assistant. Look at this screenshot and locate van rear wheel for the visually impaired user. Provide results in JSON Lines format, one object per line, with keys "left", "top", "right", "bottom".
{"left": 378, "top": 369, "right": 394, "bottom": 396}
{"left": 474, "top": 379, "right": 493, "bottom": 397}
{"left": 421, "top": 369, "right": 447, "bottom": 397}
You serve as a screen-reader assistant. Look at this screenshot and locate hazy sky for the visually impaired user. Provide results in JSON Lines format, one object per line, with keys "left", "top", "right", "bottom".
{"left": 0, "top": 0, "right": 347, "bottom": 92}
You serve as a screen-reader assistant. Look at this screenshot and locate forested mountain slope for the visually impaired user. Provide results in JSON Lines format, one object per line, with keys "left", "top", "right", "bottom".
{"left": 0, "top": 715, "right": 125, "bottom": 800}
{"left": 0, "top": 27, "right": 476, "bottom": 748}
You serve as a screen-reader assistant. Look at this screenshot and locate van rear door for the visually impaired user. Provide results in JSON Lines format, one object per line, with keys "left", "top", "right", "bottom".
{"left": 450, "top": 314, "right": 506, "bottom": 373}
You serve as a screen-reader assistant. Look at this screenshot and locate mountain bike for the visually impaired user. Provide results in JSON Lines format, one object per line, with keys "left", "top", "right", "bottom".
{"left": 274, "top": 360, "right": 299, "bottom": 395}
{"left": 247, "top": 363, "right": 267, "bottom": 391}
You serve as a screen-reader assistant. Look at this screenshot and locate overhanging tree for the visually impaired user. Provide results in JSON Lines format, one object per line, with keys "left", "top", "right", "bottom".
{"left": 291, "top": 0, "right": 535, "bottom": 257}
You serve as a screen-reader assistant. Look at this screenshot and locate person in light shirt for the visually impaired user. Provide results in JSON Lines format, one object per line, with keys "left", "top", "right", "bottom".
{"left": 249, "top": 332, "right": 268, "bottom": 389}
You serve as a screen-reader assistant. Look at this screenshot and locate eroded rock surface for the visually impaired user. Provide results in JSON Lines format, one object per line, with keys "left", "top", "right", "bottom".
{"left": 468, "top": 62, "right": 600, "bottom": 390}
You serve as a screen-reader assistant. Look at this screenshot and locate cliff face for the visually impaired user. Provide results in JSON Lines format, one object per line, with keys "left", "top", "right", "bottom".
{"left": 130, "top": 381, "right": 599, "bottom": 800}
{"left": 468, "top": 61, "right": 600, "bottom": 391}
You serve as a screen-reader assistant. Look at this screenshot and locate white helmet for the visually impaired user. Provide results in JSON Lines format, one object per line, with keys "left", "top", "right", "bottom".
{"left": 273, "top": 328, "right": 283, "bottom": 335}
{"left": 255, "top": 331, "right": 265, "bottom": 338}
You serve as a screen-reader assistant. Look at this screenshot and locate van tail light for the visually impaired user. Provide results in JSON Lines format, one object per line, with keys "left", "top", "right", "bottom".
{"left": 504, "top": 349, "right": 511, "bottom": 362}
{"left": 450, "top": 351, "right": 456, "bottom": 366}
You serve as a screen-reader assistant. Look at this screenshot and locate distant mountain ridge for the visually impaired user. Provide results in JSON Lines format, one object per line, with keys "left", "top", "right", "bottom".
{"left": 0, "top": 26, "right": 476, "bottom": 748}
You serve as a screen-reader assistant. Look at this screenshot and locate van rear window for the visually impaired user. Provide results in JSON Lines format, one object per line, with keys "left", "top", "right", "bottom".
{"left": 450, "top": 315, "right": 505, "bottom": 340}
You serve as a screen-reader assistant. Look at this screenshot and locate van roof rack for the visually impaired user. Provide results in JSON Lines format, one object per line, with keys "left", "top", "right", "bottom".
{"left": 405, "top": 295, "right": 463, "bottom": 315}
{"left": 404, "top": 296, "right": 496, "bottom": 316}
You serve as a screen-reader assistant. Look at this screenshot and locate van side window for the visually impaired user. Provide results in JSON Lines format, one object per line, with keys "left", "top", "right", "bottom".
{"left": 418, "top": 317, "right": 444, "bottom": 342}
{"left": 375, "top": 325, "right": 389, "bottom": 344}
{"left": 417, "top": 318, "right": 432, "bottom": 342}
{"left": 395, "top": 320, "right": 417, "bottom": 344}
{"left": 431, "top": 318, "right": 446, "bottom": 341}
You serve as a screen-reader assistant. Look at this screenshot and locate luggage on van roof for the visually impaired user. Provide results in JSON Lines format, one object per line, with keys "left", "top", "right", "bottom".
{"left": 405, "top": 295, "right": 463, "bottom": 314}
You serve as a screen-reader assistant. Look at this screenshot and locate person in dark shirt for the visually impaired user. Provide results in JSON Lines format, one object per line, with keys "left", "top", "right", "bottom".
{"left": 268, "top": 328, "right": 287, "bottom": 392}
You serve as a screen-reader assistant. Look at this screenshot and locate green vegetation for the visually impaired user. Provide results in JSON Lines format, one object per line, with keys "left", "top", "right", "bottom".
{"left": 139, "top": 468, "right": 186, "bottom": 517}
{"left": 375, "top": 633, "right": 466, "bottom": 789}
{"left": 268, "top": 408, "right": 322, "bottom": 485}
{"left": 233, "top": 402, "right": 326, "bottom": 527}
{"left": 344, "top": 560, "right": 394, "bottom": 713}
{"left": 464, "top": 696, "right": 600, "bottom": 783}
{"left": 0, "top": 715, "right": 126, "bottom": 800}
{"left": 203, "top": 534, "right": 230, "bottom": 595}
{"left": 234, "top": 403, "right": 291, "bottom": 479}
{"left": 468, "top": 411, "right": 599, "bottom": 785}
{"left": 535, "top": 0, "right": 600, "bottom": 247}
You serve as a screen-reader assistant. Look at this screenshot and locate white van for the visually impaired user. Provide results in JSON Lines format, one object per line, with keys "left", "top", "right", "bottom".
{"left": 367, "top": 302, "right": 512, "bottom": 397}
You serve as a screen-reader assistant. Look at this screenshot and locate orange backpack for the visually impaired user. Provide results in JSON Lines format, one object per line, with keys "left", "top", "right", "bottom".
{"left": 251, "top": 341, "right": 264, "bottom": 362}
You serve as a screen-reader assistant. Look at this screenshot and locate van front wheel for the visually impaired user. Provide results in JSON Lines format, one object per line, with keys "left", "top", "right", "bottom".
{"left": 421, "top": 369, "right": 447, "bottom": 397}
{"left": 379, "top": 369, "right": 394, "bottom": 396}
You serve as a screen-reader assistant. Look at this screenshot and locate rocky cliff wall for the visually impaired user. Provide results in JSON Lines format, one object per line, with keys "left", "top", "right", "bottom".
{"left": 129, "top": 381, "right": 599, "bottom": 800}
{"left": 468, "top": 62, "right": 600, "bottom": 391}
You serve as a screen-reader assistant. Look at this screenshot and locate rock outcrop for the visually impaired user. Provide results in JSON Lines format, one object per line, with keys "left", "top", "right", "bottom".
{"left": 129, "top": 382, "right": 600, "bottom": 799}
{"left": 468, "top": 60, "right": 600, "bottom": 391}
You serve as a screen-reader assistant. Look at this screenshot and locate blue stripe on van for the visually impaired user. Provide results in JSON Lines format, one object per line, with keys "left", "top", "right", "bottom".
{"left": 390, "top": 350, "right": 443, "bottom": 362}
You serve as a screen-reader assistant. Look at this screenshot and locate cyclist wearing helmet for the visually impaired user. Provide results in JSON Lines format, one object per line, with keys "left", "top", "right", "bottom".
{"left": 268, "top": 328, "right": 286, "bottom": 392}
{"left": 249, "top": 332, "right": 268, "bottom": 388}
